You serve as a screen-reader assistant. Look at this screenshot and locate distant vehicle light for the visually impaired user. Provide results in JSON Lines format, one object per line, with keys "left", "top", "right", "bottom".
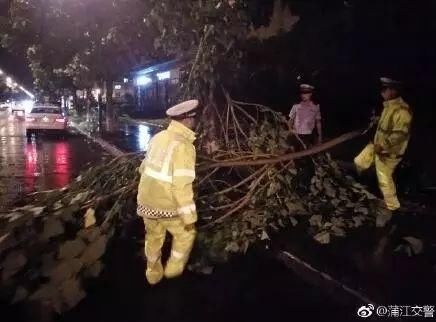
{"left": 136, "top": 75, "right": 152, "bottom": 86}
{"left": 55, "top": 118, "right": 65, "bottom": 123}
{"left": 157, "top": 71, "right": 171, "bottom": 80}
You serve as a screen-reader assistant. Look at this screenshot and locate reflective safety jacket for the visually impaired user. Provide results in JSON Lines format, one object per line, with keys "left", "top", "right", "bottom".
{"left": 137, "top": 121, "right": 197, "bottom": 224}
{"left": 374, "top": 97, "right": 412, "bottom": 157}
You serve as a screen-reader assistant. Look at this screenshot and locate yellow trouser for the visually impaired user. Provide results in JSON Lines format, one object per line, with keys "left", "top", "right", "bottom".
{"left": 143, "top": 217, "right": 196, "bottom": 284}
{"left": 354, "top": 143, "right": 401, "bottom": 211}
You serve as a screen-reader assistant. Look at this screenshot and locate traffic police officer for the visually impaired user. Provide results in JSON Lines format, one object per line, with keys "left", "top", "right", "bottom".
{"left": 354, "top": 77, "right": 412, "bottom": 227}
{"left": 288, "top": 84, "right": 323, "bottom": 146}
{"left": 137, "top": 100, "right": 199, "bottom": 284}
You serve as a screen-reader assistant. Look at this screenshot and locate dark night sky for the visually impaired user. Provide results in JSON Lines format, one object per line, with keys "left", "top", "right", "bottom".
{"left": 0, "top": 0, "right": 32, "bottom": 87}
{"left": 0, "top": 48, "right": 32, "bottom": 87}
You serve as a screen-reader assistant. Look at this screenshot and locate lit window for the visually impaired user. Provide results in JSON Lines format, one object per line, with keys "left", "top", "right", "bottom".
{"left": 136, "top": 75, "right": 152, "bottom": 86}
{"left": 123, "top": 78, "right": 129, "bottom": 83}
{"left": 157, "top": 71, "right": 171, "bottom": 80}
{"left": 114, "top": 85, "right": 122, "bottom": 90}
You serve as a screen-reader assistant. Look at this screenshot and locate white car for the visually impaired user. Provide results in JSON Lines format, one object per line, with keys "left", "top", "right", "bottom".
{"left": 11, "top": 101, "right": 25, "bottom": 117}
{"left": 25, "top": 105, "right": 68, "bottom": 137}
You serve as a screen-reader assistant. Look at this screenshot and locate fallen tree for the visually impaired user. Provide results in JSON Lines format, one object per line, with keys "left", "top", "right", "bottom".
{"left": 0, "top": 94, "right": 382, "bottom": 313}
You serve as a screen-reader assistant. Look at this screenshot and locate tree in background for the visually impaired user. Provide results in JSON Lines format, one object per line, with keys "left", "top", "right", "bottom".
{"left": 1, "top": 0, "right": 157, "bottom": 130}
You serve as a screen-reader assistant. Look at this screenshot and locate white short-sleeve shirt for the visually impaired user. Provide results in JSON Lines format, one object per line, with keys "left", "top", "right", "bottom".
{"left": 289, "top": 101, "right": 321, "bottom": 135}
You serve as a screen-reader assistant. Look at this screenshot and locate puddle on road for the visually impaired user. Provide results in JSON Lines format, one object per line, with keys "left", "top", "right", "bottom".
{"left": 100, "top": 121, "right": 155, "bottom": 152}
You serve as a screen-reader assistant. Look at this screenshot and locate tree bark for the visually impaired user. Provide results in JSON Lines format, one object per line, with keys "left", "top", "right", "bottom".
{"left": 105, "top": 80, "right": 116, "bottom": 132}
{"left": 85, "top": 88, "right": 92, "bottom": 121}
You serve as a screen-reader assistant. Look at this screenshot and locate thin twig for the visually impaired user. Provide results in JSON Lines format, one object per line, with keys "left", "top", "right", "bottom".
{"left": 231, "top": 102, "right": 241, "bottom": 150}
{"left": 184, "top": 25, "right": 213, "bottom": 99}
{"left": 198, "top": 167, "right": 219, "bottom": 186}
{"left": 199, "top": 165, "right": 268, "bottom": 199}
{"left": 80, "top": 183, "right": 137, "bottom": 210}
{"left": 231, "top": 104, "right": 249, "bottom": 142}
{"left": 200, "top": 167, "right": 270, "bottom": 229}
{"left": 232, "top": 103, "right": 258, "bottom": 124}
{"left": 225, "top": 102, "right": 231, "bottom": 148}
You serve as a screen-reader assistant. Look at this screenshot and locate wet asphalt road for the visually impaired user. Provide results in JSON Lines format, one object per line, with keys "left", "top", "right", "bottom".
{"left": 0, "top": 113, "right": 358, "bottom": 322}
{"left": 100, "top": 121, "right": 156, "bottom": 152}
{"left": 0, "top": 111, "right": 109, "bottom": 210}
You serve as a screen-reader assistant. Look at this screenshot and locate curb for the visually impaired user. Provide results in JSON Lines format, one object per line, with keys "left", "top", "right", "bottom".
{"left": 276, "top": 251, "right": 376, "bottom": 307}
{"left": 119, "top": 115, "right": 166, "bottom": 129}
{"left": 70, "top": 121, "right": 125, "bottom": 157}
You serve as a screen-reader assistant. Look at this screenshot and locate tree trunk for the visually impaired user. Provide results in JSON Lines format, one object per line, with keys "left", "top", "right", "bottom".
{"left": 85, "top": 88, "right": 92, "bottom": 121}
{"left": 198, "top": 129, "right": 363, "bottom": 171}
{"left": 105, "top": 80, "right": 116, "bottom": 132}
{"left": 73, "top": 91, "right": 79, "bottom": 116}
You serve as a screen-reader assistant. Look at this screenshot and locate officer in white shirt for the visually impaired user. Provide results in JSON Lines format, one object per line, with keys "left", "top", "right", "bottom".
{"left": 288, "top": 84, "right": 323, "bottom": 147}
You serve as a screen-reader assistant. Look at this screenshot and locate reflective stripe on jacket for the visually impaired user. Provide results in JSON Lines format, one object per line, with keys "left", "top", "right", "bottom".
{"left": 137, "top": 121, "right": 197, "bottom": 224}
{"left": 374, "top": 97, "right": 412, "bottom": 157}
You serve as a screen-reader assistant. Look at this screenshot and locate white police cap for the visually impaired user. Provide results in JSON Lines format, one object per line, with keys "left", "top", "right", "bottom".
{"left": 380, "top": 77, "right": 402, "bottom": 87}
{"left": 166, "top": 99, "right": 199, "bottom": 118}
{"left": 300, "top": 84, "right": 315, "bottom": 92}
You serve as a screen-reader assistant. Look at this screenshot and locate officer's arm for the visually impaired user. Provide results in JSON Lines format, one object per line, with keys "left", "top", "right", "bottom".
{"left": 138, "top": 157, "right": 146, "bottom": 175}
{"left": 383, "top": 109, "right": 412, "bottom": 151}
{"left": 172, "top": 143, "right": 197, "bottom": 225}
{"left": 138, "top": 137, "right": 155, "bottom": 174}
{"left": 288, "top": 105, "right": 296, "bottom": 132}
{"left": 316, "top": 105, "right": 322, "bottom": 142}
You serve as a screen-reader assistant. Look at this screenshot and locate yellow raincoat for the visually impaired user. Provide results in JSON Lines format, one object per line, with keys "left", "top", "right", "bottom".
{"left": 137, "top": 120, "right": 197, "bottom": 284}
{"left": 355, "top": 97, "right": 412, "bottom": 210}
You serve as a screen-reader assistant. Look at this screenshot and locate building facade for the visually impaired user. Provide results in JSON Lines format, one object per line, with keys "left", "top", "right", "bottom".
{"left": 129, "top": 59, "right": 183, "bottom": 116}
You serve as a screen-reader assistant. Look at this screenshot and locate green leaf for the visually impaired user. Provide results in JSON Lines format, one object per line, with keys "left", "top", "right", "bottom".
{"left": 355, "top": 207, "right": 369, "bottom": 215}
{"left": 309, "top": 215, "right": 322, "bottom": 227}
{"left": 314, "top": 231, "right": 330, "bottom": 244}
{"left": 331, "top": 226, "right": 346, "bottom": 237}
{"left": 260, "top": 230, "right": 270, "bottom": 240}
{"left": 403, "top": 236, "right": 423, "bottom": 255}
{"left": 352, "top": 216, "right": 364, "bottom": 228}
{"left": 225, "top": 241, "right": 239, "bottom": 253}
{"left": 323, "top": 181, "right": 336, "bottom": 198}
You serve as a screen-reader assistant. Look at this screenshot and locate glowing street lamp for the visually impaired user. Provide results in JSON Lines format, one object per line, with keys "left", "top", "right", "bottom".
{"left": 19, "top": 86, "right": 35, "bottom": 99}
{"left": 157, "top": 71, "right": 170, "bottom": 81}
{"left": 136, "top": 75, "right": 152, "bottom": 86}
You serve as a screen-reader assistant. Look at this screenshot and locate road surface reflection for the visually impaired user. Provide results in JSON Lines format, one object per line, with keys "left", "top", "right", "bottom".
{"left": 0, "top": 114, "right": 107, "bottom": 210}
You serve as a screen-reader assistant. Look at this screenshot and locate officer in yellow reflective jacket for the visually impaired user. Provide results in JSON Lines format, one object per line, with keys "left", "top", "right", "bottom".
{"left": 354, "top": 77, "right": 412, "bottom": 227}
{"left": 137, "top": 100, "right": 199, "bottom": 284}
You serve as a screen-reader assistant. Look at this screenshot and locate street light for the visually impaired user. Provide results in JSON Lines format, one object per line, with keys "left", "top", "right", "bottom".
{"left": 18, "top": 86, "right": 35, "bottom": 99}
{"left": 136, "top": 75, "right": 152, "bottom": 86}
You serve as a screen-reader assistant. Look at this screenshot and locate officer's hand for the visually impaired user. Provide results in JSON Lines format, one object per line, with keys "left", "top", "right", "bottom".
{"left": 374, "top": 144, "right": 384, "bottom": 154}
{"left": 185, "top": 223, "right": 196, "bottom": 231}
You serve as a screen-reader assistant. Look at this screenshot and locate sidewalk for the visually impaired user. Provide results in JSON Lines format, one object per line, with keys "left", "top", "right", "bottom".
{"left": 69, "top": 114, "right": 161, "bottom": 153}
